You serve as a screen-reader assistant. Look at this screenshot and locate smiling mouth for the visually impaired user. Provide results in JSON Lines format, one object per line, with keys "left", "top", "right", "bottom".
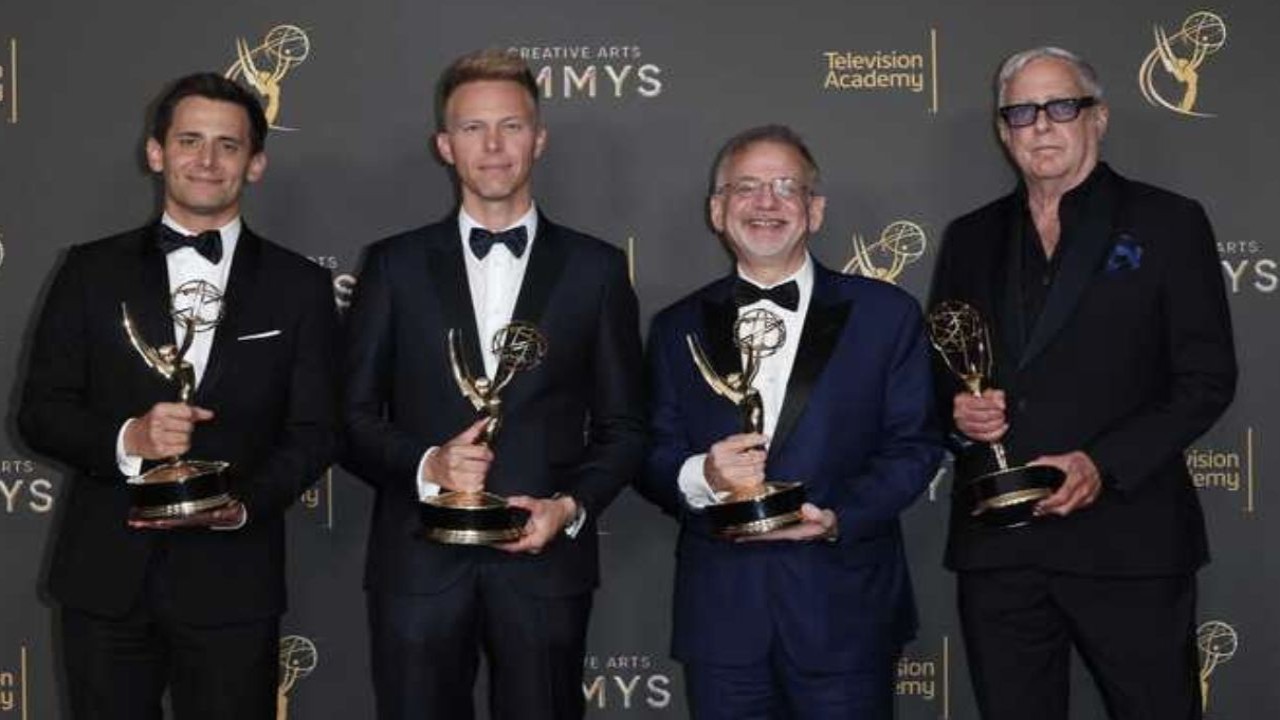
{"left": 747, "top": 218, "right": 787, "bottom": 228}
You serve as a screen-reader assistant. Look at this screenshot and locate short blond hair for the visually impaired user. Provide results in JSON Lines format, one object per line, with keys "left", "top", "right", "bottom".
{"left": 436, "top": 49, "right": 539, "bottom": 129}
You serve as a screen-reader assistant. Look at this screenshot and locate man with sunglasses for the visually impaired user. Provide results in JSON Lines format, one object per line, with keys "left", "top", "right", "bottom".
{"left": 639, "top": 125, "right": 942, "bottom": 718}
{"left": 928, "top": 47, "right": 1236, "bottom": 719}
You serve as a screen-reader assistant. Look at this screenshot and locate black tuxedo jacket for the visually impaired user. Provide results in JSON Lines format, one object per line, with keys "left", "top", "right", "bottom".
{"left": 18, "top": 223, "right": 340, "bottom": 624}
{"left": 930, "top": 164, "right": 1236, "bottom": 575}
{"left": 342, "top": 213, "right": 645, "bottom": 597}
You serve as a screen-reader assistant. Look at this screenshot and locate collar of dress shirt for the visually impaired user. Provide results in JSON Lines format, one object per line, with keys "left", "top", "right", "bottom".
{"left": 160, "top": 213, "right": 241, "bottom": 265}
{"left": 735, "top": 253, "right": 814, "bottom": 315}
{"left": 458, "top": 203, "right": 539, "bottom": 259}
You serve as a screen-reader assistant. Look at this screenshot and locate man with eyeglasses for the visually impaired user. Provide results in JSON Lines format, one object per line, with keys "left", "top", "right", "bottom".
{"left": 638, "top": 125, "right": 942, "bottom": 719}
{"left": 928, "top": 47, "right": 1236, "bottom": 719}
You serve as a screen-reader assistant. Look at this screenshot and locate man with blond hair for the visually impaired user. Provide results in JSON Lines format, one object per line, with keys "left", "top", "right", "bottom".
{"left": 342, "top": 49, "right": 645, "bottom": 719}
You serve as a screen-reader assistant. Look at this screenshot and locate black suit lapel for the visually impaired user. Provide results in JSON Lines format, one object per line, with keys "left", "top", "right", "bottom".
{"left": 1018, "top": 170, "right": 1123, "bottom": 370}
{"left": 999, "top": 197, "right": 1029, "bottom": 372}
{"left": 192, "top": 228, "right": 260, "bottom": 404}
{"left": 510, "top": 214, "right": 568, "bottom": 328}
{"left": 696, "top": 280, "right": 741, "bottom": 381}
{"left": 770, "top": 267, "right": 851, "bottom": 457}
{"left": 129, "top": 224, "right": 177, "bottom": 353}
{"left": 427, "top": 221, "right": 485, "bottom": 376}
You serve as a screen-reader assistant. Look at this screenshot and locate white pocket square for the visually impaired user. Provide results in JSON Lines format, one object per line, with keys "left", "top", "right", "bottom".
{"left": 237, "top": 329, "right": 282, "bottom": 341}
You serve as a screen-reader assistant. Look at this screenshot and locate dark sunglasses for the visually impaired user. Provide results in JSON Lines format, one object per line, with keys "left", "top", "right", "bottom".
{"left": 998, "top": 96, "right": 1098, "bottom": 128}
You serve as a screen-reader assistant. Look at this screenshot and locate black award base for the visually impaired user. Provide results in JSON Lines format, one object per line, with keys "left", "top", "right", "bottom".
{"left": 420, "top": 491, "right": 531, "bottom": 545}
{"left": 959, "top": 464, "right": 1065, "bottom": 528}
{"left": 128, "top": 460, "right": 232, "bottom": 520}
{"left": 707, "top": 482, "right": 806, "bottom": 538}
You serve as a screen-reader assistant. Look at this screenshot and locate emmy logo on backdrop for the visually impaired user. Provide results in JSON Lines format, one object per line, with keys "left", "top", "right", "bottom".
{"left": 225, "top": 24, "right": 311, "bottom": 129}
{"left": 842, "top": 220, "right": 927, "bottom": 285}
{"left": 686, "top": 308, "right": 806, "bottom": 537}
{"left": 1197, "top": 620, "right": 1237, "bottom": 714}
{"left": 276, "top": 635, "right": 317, "bottom": 720}
{"left": 121, "top": 280, "right": 233, "bottom": 519}
{"left": 1138, "top": 11, "right": 1227, "bottom": 117}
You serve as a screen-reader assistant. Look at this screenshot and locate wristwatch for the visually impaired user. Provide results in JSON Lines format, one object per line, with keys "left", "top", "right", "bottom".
{"left": 552, "top": 492, "right": 587, "bottom": 538}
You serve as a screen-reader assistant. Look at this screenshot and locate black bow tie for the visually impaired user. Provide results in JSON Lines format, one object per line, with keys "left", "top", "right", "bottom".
{"left": 733, "top": 278, "right": 799, "bottom": 311}
{"left": 468, "top": 226, "right": 528, "bottom": 259}
{"left": 157, "top": 225, "right": 224, "bottom": 264}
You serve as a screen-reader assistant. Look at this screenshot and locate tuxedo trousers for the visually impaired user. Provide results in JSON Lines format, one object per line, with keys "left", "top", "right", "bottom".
{"left": 61, "top": 545, "right": 279, "bottom": 720}
{"left": 958, "top": 567, "right": 1200, "bottom": 720}
{"left": 368, "top": 562, "right": 592, "bottom": 720}
{"left": 684, "top": 648, "right": 896, "bottom": 720}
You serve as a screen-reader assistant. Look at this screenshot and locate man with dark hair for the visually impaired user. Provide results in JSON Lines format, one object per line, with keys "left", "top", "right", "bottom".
{"left": 19, "top": 72, "right": 338, "bottom": 719}
{"left": 342, "top": 49, "right": 645, "bottom": 719}
{"left": 929, "top": 47, "right": 1236, "bottom": 719}
{"left": 639, "top": 124, "right": 942, "bottom": 718}
{"left": 150, "top": 73, "right": 269, "bottom": 154}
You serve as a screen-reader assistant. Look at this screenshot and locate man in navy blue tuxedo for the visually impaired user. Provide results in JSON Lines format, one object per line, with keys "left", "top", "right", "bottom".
{"left": 639, "top": 125, "right": 943, "bottom": 719}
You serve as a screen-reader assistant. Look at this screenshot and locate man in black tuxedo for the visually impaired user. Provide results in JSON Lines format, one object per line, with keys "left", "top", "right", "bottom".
{"left": 18, "top": 73, "right": 339, "bottom": 719}
{"left": 342, "top": 50, "right": 645, "bottom": 719}
{"left": 929, "top": 47, "right": 1236, "bottom": 719}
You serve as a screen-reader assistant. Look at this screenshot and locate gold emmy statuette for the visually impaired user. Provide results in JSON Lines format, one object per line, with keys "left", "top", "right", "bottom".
{"left": 1197, "top": 620, "right": 1238, "bottom": 714}
{"left": 687, "top": 307, "right": 805, "bottom": 538}
{"left": 121, "top": 280, "right": 232, "bottom": 520}
{"left": 276, "top": 635, "right": 317, "bottom": 719}
{"left": 928, "top": 300, "right": 1063, "bottom": 528}
{"left": 842, "top": 220, "right": 927, "bottom": 285}
{"left": 420, "top": 322, "right": 548, "bottom": 545}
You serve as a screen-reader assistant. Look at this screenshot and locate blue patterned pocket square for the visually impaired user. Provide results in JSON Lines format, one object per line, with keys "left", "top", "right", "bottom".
{"left": 1105, "top": 233, "right": 1143, "bottom": 273}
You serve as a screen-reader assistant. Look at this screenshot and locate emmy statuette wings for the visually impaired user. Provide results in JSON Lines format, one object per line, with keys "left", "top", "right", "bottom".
{"left": 927, "top": 300, "right": 1064, "bottom": 528}
{"left": 119, "top": 291, "right": 232, "bottom": 520}
{"left": 419, "top": 322, "right": 547, "bottom": 545}
{"left": 685, "top": 307, "right": 806, "bottom": 538}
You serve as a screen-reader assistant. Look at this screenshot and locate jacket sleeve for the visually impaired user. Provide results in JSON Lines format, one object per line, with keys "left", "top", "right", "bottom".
{"left": 18, "top": 246, "right": 127, "bottom": 480}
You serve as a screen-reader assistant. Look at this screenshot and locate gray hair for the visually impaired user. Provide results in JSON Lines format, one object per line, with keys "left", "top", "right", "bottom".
{"left": 995, "top": 46, "right": 1104, "bottom": 107}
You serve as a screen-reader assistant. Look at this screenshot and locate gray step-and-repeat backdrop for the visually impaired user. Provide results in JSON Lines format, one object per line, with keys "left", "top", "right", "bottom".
{"left": 0, "top": 1, "right": 1274, "bottom": 717}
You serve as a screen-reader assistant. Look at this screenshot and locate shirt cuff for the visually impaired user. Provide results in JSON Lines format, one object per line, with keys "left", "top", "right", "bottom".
{"left": 417, "top": 447, "right": 443, "bottom": 501}
{"left": 677, "top": 454, "right": 720, "bottom": 509}
{"left": 116, "top": 419, "right": 143, "bottom": 479}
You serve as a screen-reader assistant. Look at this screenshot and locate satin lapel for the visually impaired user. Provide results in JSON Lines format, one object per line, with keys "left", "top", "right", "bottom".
{"left": 1018, "top": 173, "right": 1122, "bottom": 370}
{"left": 769, "top": 268, "right": 851, "bottom": 458}
{"left": 428, "top": 222, "right": 485, "bottom": 375}
{"left": 510, "top": 214, "right": 568, "bottom": 328}
{"left": 191, "top": 228, "right": 259, "bottom": 404}
{"left": 696, "top": 279, "right": 741, "bottom": 381}
{"left": 998, "top": 196, "right": 1028, "bottom": 377}
{"left": 129, "top": 224, "right": 177, "bottom": 354}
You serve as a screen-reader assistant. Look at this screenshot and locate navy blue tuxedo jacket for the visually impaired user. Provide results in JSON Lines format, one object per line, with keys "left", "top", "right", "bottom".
{"left": 342, "top": 213, "right": 646, "bottom": 598}
{"left": 640, "top": 262, "right": 943, "bottom": 670}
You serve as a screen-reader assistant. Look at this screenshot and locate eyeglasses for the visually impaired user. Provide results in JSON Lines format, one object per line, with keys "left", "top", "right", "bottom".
{"left": 998, "top": 96, "right": 1098, "bottom": 128}
{"left": 715, "top": 177, "right": 811, "bottom": 201}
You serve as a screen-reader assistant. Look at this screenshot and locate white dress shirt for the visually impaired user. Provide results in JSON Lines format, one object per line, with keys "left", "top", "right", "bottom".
{"left": 115, "top": 214, "right": 240, "bottom": 478}
{"left": 415, "top": 205, "right": 537, "bottom": 496}
{"left": 413, "top": 204, "right": 585, "bottom": 537}
{"left": 677, "top": 255, "right": 815, "bottom": 508}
